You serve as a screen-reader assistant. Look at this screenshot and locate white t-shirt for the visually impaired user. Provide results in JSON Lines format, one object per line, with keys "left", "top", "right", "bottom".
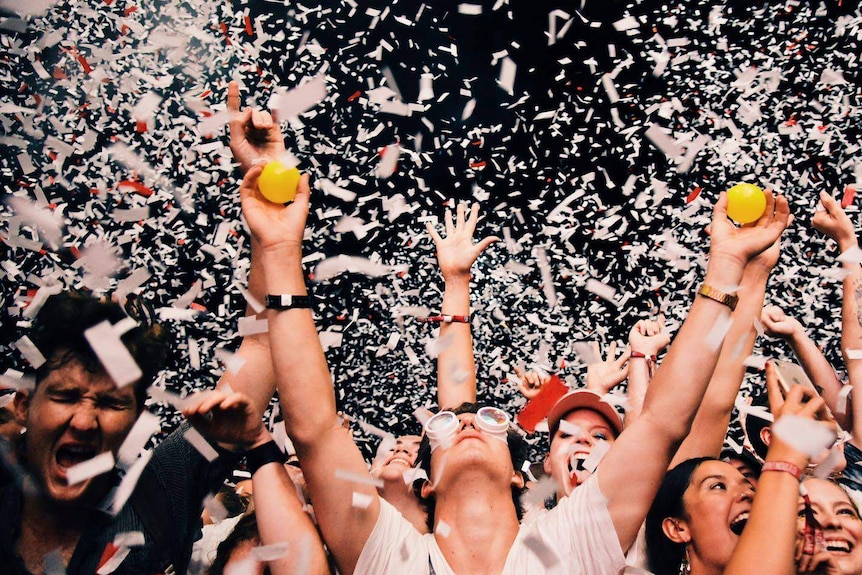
{"left": 354, "top": 473, "right": 626, "bottom": 575}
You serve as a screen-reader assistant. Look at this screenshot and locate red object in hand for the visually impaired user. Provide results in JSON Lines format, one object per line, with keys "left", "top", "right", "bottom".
{"left": 842, "top": 185, "right": 856, "bottom": 209}
{"left": 516, "top": 375, "right": 569, "bottom": 433}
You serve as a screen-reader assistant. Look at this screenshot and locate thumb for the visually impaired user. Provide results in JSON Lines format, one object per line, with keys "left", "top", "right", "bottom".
{"left": 475, "top": 236, "right": 500, "bottom": 254}
{"left": 765, "top": 361, "right": 785, "bottom": 417}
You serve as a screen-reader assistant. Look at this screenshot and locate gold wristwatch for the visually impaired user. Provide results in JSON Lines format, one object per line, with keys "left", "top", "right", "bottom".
{"left": 698, "top": 284, "right": 738, "bottom": 311}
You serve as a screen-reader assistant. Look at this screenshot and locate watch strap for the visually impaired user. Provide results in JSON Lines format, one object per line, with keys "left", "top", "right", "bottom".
{"left": 697, "top": 284, "right": 739, "bottom": 311}
{"left": 265, "top": 294, "right": 312, "bottom": 310}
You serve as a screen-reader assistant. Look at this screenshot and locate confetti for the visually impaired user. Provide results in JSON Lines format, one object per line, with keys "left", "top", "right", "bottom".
{"left": 66, "top": 452, "right": 115, "bottom": 486}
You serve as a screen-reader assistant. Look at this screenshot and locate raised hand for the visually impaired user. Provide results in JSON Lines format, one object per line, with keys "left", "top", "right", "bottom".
{"left": 709, "top": 190, "right": 791, "bottom": 268}
{"left": 812, "top": 192, "right": 858, "bottom": 252}
{"left": 227, "top": 81, "right": 287, "bottom": 173}
{"left": 585, "top": 341, "right": 630, "bottom": 395}
{"left": 761, "top": 305, "right": 803, "bottom": 340}
{"left": 239, "top": 163, "right": 310, "bottom": 252}
{"left": 513, "top": 366, "right": 550, "bottom": 400}
{"left": 183, "top": 390, "right": 268, "bottom": 449}
{"left": 628, "top": 317, "right": 670, "bottom": 357}
{"left": 426, "top": 203, "right": 500, "bottom": 282}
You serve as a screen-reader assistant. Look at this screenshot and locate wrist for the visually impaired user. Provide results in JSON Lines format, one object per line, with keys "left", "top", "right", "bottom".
{"left": 766, "top": 442, "right": 810, "bottom": 470}
{"left": 442, "top": 274, "right": 471, "bottom": 287}
{"left": 838, "top": 238, "right": 858, "bottom": 253}
{"left": 704, "top": 255, "right": 745, "bottom": 288}
{"left": 247, "top": 427, "right": 272, "bottom": 450}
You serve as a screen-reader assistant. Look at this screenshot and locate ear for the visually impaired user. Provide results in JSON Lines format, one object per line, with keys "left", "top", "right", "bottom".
{"left": 511, "top": 470, "right": 526, "bottom": 490}
{"left": 12, "top": 391, "right": 30, "bottom": 426}
{"left": 761, "top": 426, "right": 771, "bottom": 447}
{"left": 661, "top": 517, "right": 691, "bottom": 544}
{"left": 543, "top": 454, "right": 551, "bottom": 476}
{"left": 420, "top": 479, "right": 435, "bottom": 500}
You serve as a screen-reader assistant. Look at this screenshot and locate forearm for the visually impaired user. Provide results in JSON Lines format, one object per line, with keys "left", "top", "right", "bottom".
{"left": 724, "top": 467, "right": 798, "bottom": 575}
{"left": 437, "top": 276, "right": 476, "bottom": 408}
{"left": 218, "top": 238, "right": 277, "bottom": 416}
{"left": 787, "top": 330, "right": 846, "bottom": 427}
{"left": 624, "top": 360, "right": 648, "bottom": 425}
{"left": 842, "top": 265, "right": 862, "bottom": 441}
{"left": 673, "top": 267, "right": 768, "bottom": 464}
{"left": 263, "top": 247, "right": 339, "bottom": 446}
{"left": 253, "top": 461, "right": 331, "bottom": 575}
{"left": 640, "top": 256, "right": 747, "bottom": 437}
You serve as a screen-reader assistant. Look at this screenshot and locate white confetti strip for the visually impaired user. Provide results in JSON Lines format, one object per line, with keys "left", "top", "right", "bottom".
{"left": 66, "top": 452, "right": 115, "bottom": 486}
{"left": 84, "top": 321, "right": 142, "bottom": 388}
{"left": 183, "top": 426, "right": 219, "bottom": 462}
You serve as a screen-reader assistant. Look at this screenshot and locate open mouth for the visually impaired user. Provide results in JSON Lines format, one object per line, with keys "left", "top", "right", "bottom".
{"left": 729, "top": 511, "right": 749, "bottom": 536}
{"left": 388, "top": 457, "right": 412, "bottom": 467}
{"left": 567, "top": 453, "right": 589, "bottom": 479}
{"left": 55, "top": 444, "right": 98, "bottom": 470}
{"left": 825, "top": 539, "right": 853, "bottom": 554}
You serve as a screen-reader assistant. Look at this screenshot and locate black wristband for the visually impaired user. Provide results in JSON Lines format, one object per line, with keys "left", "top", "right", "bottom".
{"left": 265, "top": 294, "right": 312, "bottom": 310}
{"left": 245, "top": 440, "right": 286, "bottom": 475}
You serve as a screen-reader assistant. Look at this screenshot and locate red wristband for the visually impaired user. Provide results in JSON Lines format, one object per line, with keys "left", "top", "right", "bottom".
{"left": 419, "top": 315, "right": 470, "bottom": 324}
{"left": 630, "top": 351, "right": 657, "bottom": 362}
{"left": 761, "top": 461, "right": 802, "bottom": 481}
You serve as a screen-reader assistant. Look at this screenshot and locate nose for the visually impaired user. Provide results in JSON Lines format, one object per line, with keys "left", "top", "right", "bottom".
{"left": 68, "top": 403, "right": 99, "bottom": 434}
{"left": 738, "top": 486, "right": 754, "bottom": 503}
{"left": 817, "top": 508, "right": 841, "bottom": 529}
{"left": 458, "top": 414, "right": 478, "bottom": 431}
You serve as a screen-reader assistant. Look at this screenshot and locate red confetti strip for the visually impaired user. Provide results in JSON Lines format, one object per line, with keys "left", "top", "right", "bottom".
{"left": 347, "top": 90, "right": 362, "bottom": 101}
{"left": 842, "top": 185, "right": 856, "bottom": 209}
{"left": 116, "top": 180, "right": 154, "bottom": 197}
{"left": 96, "top": 543, "right": 120, "bottom": 572}
{"left": 219, "top": 22, "right": 232, "bottom": 45}
{"left": 469, "top": 160, "right": 487, "bottom": 169}
{"left": 244, "top": 16, "right": 254, "bottom": 36}
{"left": 135, "top": 120, "right": 148, "bottom": 133}
{"left": 685, "top": 186, "right": 702, "bottom": 203}
{"left": 124, "top": 6, "right": 138, "bottom": 15}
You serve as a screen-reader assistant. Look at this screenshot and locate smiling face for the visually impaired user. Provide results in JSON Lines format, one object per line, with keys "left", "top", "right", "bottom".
{"left": 797, "top": 479, "right": 862, "bottom": 574}
{"left": 669, "top": 460, "right": 754, "bottom": 572}
{"left": 371, "top": 435, "right": 422, "bottom": 482}
{"left": 16, "top": 359, "right": 138, "bottom": 508}
{"left": 545, "top": 408, "right": 617, "bottom": 497}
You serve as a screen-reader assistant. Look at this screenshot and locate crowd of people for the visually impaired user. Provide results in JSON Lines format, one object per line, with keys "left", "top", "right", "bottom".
{"left": 1, "top": 84, "right": 861, "bottom": 575}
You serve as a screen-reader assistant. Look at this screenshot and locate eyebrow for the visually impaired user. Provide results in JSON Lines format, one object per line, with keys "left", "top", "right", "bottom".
{"left": 700, "top": 474, "right": 727, "bottom": 486}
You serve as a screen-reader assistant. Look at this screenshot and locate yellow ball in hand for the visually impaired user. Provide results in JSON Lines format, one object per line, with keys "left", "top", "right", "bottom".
{"left": 258, "top": 161, "right": 300, "bottom": 204}
{"left": 726, "top": 183, "right": 766, "bottom": 224}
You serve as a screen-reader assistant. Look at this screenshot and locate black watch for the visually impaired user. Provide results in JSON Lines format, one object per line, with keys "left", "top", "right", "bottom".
{"left": 265, "top": 294, "right": 312, "bottom": 310}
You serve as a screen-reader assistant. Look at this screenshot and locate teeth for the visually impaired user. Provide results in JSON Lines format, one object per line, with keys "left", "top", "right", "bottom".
{"left": 825, "top": 540, "right": 851, "bottom": 552}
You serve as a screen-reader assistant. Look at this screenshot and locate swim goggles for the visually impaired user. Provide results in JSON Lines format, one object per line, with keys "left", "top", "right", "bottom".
{"left": 424, "top": 406, "right": 510, "bottom": 452}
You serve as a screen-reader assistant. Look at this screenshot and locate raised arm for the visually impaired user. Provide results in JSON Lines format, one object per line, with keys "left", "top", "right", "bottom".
{"left": 251, "top": 447, "right": 331, "bottom": 575}
{"left": 671, "top": 239, "right": 780, "bottom": 466}
{"left": 426, "top": 203, "right": 498, "bottom": 409}
{"left": 761, "top": 305, "right": 848, "bottom": 429}
{"left": 812, "top": 192, "right": 862, "bottom": 444}
{"left": 725, "top": 363, "right": 837, "bottom": 575}
{"left": 216, "top": 82, "right": 289, "bottom": 416}
{"left": 597, "top": 191, "right": 790, "bottom": 551}
{"left": 625, "top": 317, "right": 670, "bottom": 424}
{"left": 241, "top": 166, "right": 379, "bottom": 575}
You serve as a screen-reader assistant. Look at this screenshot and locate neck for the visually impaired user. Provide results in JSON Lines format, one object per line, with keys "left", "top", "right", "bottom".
{"left": 378, "top": 478, "right": 429, "bottom": 534}
{"left": 432, "top": 481, "right": 520, "bottom": 575}
{"left": 689, "top": 552, "right": 724, "bottom": 575}
{"left": 19, "top": 489, "right": 90, "bottom": 574}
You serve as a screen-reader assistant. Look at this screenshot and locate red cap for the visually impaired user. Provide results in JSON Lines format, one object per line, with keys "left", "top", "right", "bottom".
{"left": 547, "top": 390, "right": 624, "bottom": 437}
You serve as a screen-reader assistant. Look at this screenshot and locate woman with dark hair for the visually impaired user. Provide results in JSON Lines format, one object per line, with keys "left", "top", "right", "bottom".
{"left": 645, "top": 457, "right": 754, "bottom": 575}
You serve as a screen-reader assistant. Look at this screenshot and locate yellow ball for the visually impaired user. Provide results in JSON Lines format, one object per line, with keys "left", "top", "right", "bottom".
{"left": 726, "top": 183, "right": 766, "bottom": 224}
{"left": 258, "top": 161, "right": 300, "bottom": 204}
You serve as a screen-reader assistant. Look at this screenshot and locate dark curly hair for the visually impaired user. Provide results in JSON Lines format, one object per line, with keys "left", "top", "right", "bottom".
{"left": 412, "top": 402, "right": 528, "bottom": 533}
{"left": 28, "top": 291, "right": 169, "bottom": 411}
{"left": 645, "top": 457, "right": 717, "bottom": 575}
